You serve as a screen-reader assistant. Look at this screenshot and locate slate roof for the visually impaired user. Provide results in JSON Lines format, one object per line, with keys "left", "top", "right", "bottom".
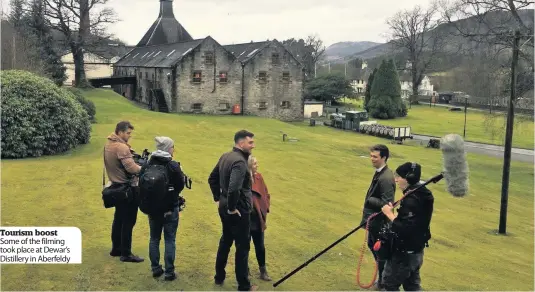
{"left": 136, "top": 0, "right": 193, "bottom": 47}
{"left": 223, "top": 41, "right": 270, "bottom": 63}
{"left": 114, "top": 39, "right": 204, "bottom": 68}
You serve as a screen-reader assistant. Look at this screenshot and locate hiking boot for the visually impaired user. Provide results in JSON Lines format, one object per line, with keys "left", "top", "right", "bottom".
{"left": 259, "top": 266, "right": 272, "bottom": 281}
{"left": 120, "top": 254, "right": 144, "bottom": 263}
{"left": 164, "top": 272, "right": 177, "bottom": 281}
{"left": 152, "top": 267, "right": 164, "bottom": 278}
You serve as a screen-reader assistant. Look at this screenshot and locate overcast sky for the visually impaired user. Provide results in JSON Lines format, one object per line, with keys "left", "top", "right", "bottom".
{"left": 0, "top": 0, "right": 435, "bottom": 47}
{"left": 104, "top": 0, "right": 434, "bottom": 47}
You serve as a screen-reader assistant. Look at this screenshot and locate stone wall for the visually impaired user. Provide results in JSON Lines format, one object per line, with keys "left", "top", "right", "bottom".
{"left": 242, "top": 42, "right": 304, "bottom": 121}
{"left": 176, "top": 37, "right": 242, "bottom": 114}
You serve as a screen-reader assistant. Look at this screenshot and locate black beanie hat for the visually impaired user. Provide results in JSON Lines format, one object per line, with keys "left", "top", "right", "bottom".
{"left": 396, "top": 162, "right": 422, "bottom": 185}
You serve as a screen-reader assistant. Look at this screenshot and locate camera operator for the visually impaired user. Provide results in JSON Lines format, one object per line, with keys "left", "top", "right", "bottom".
{"left": 138, "top": 136, "right": 185, "bottom": 281}
{"left": 360, "top": 144, "right": 396, "bottom": 290}
{"left": 380, "top": 162, "right": 434, "bottom": 291}
{"left": 104, "top": 121, "right": 144, "bottom": 263}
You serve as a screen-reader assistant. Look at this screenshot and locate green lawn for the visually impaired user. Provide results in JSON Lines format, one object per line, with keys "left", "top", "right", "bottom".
{"left": 1, "top": 89, "right": 533, "bottom": 291}
{"left": 377, "top": 105, "right": 534, "bottom": 149}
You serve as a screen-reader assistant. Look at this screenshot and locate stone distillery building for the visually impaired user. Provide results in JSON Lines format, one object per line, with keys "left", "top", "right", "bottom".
{"left": 112, "top": 0, "right": 305, "bottom": 121}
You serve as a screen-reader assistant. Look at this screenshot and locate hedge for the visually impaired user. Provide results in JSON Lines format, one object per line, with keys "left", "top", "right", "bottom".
{"left": 1, "top": 70, "right": 91, "bottom": 158}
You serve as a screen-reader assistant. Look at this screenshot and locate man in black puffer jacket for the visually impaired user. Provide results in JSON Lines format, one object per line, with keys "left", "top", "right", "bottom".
{"left": 140, "top": 136, "right": 185, "bottom": 281}
{"left": 380, "top": 162, "right": 434, "bottom": 291}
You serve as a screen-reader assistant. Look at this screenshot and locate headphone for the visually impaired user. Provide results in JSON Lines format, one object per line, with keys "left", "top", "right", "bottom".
{"left": 405, "top": 162, "right": 418, "bottom": 183}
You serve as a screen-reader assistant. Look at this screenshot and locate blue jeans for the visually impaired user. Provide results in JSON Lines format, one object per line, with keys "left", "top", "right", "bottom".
{"left": 148, "top": 207, "right": 179, "bottom": 275}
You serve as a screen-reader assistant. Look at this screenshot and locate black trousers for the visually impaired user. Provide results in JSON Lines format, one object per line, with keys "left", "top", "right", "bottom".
{"left": 250, "top": 229, "right": 266, "bottom": 268}
{"left": 111, "top": 197, "right": 139, "bottom": 257}
{"left": 215, "top": 208, "right": 251, "bottom": 291}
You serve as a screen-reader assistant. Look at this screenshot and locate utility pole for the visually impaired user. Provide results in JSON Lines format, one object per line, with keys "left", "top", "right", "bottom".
{"left": 344, "top": 62, "right": 347, "bottom": 78}
{"left": 498, "top": 30, "right": 520, "bottom": 235}
{"left": 463, "top": 97, "right": 468, "bottom": 138}
{"left": 328, "top": 62, "right": 331, "bottom": 73}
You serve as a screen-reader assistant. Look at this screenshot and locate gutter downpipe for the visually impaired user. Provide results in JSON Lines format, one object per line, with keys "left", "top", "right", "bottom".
{"left": 241, "top": 62, "right": 245, "bottom": 115}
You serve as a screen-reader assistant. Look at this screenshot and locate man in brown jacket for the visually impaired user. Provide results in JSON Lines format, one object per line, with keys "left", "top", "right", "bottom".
{"left": 104, "top": 121, "right": 143, "bottom": 263}
{"left": 360, "top": 144, "right": 396, "bottom": 290}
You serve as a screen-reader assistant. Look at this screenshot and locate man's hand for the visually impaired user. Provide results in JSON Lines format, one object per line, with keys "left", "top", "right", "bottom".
{"left": 164, "top": 211, "right": 172, "bottom": 218}
{"left": 381, "top": 203, "right": 395, "bottom": 221}
{"left": 227, "top": 209, "right": 241, "bottom": 217}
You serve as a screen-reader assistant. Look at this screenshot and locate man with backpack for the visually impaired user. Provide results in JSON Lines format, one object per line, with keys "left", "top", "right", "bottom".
{"left": 138, "top": 136, "right": 185, "bottom": 281}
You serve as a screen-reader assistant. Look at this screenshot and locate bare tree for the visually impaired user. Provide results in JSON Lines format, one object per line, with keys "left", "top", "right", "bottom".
{"left": 43, "top": 0, "right": 117, "bottom": 87}
{"left": 441, "top": 0, "right": 533, "bottom": 64}
{"left": 440, "top": 0, "right": 534, "bottom": 235}
{"left": 304, "top": 34, "right": 326, "bottom": 77}
{"left": 386, "top": 3, "right": 446, "bottom": 104}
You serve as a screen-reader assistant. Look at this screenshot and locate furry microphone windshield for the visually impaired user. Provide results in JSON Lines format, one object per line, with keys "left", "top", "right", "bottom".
{"left": 440, "top": 134, "right": 470, "bottom": 197}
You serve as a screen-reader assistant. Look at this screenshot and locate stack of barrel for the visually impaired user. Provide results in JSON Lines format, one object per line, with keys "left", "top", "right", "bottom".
{"left": 358, "top": 124, "right": 395, "bottom": 139}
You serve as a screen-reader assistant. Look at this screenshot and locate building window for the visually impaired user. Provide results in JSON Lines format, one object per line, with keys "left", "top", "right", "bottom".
{"left": 272, "top": 53, "right": 280, "bottom": 65}
{"left": 138, "top": 72, "right": 142, "bottom": 79}
{"left": 282, "top": 72, "right": 290, "bottom": 81}
{"left": 167, "top": 73, "right": 171, "bottom": 83}
{"left": 258, "top": 101, "right": 267, "bottom": 109}
{"left": 145, "top": 72, "right": 148, "bottom": 78}
{"left": 219, "top": 71, "right": 228, "bottom": 83}
{"left": 204, "top": 51, "right": 214, "bottom": 65}
{"left": 281, "top": 101, "right": 290, "bottom": 108}
{"left": 192, "top": 103, "right": 202, "bottom": 111}
{"left": 219, "top": 102, "right": 230, "bottom": 110}
{"left": 258, "top": 71, "right": 267, "bottom": 81}
{"left": 193, "top": 71, "right": 202, "bottom": 83}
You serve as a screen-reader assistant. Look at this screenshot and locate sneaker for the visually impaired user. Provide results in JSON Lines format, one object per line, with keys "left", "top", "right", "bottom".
{"left": 120, "top": 254, "right": 144, "bottom": 263}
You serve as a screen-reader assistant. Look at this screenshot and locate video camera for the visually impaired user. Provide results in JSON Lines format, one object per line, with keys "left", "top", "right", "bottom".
{"left": 132, "top": 148, "right": 150, "bottom": 166}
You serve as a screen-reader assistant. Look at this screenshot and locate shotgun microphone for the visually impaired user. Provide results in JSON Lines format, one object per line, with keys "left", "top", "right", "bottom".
{"left": 272, "top": 134, "right": 470, "bottom": 288}
{"left": 440, "top": 134, "right": 469, "bottom": 197}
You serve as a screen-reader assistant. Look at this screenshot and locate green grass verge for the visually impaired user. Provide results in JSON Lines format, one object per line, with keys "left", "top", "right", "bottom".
{"left": 373, "top": 105, "right": 534, "bottom": 149}
{"left": 1, "top": 89, "right": 533, "bottom": 291}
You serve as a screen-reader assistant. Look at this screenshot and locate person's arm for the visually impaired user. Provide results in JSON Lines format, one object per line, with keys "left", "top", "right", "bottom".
{"left": 260, "top": 174, "right": 271, "bottom": 212}
{"left": 367, "top": 176, "right": 395, "bottom": 209}
{"left": 117, "top": 146, "right": 141, "bottom": 174}
{"left": 227, "top": 160, "right": 247, "bottom": 213}
{"left": 383, "top": 197, "right": 419, "bottom": 235}
{"left": 208, "top": 157, "right": 222, "bottom": 202}
{"left": 170, "top": 161, "right": 185, "bottom": 194}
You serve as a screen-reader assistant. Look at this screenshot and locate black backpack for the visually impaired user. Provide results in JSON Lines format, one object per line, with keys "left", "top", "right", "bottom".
{"left": 139, "top": 162, "right": 169, "bottom": 215}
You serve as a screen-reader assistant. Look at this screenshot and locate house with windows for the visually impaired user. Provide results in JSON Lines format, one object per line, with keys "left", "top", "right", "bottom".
{"left": 112, "top": 0, "right": 305, "bottom": 121}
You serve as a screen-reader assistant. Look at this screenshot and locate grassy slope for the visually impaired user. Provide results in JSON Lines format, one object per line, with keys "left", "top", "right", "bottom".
{"left": 380, "top": 105, "right": 534, "bottom": 149}
{"left": 1, "top": 89, "right": 533, "bottom": 291}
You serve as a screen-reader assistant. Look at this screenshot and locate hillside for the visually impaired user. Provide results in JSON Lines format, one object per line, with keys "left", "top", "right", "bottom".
{"left": 1, "top": 88, "right": 533, "bottom": 291}
{"left": 345, "top": 9, "right": 534, "bottom": 62}
{"left": 324, "top": 41, "right": 383, "bottom": 62}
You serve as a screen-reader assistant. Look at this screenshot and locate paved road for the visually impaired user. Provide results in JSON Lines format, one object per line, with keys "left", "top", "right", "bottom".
{"left": 412, "top": 134, "right": 534, "bottom": 163}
